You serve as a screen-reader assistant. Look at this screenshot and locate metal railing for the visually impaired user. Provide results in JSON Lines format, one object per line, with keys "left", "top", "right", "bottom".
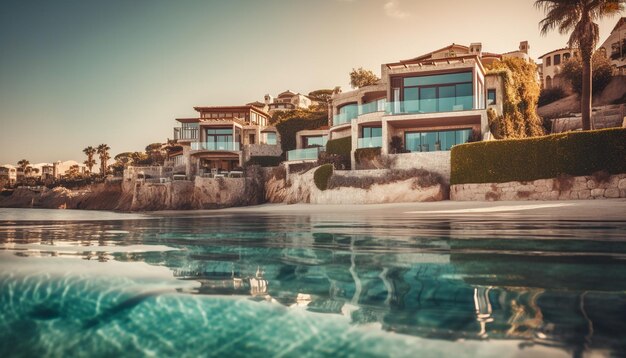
{"left": 191, "top": 141, "right": 240, "bottom": 151}
{"left": 173, "top": 127, "right": 198, "bottom": 141}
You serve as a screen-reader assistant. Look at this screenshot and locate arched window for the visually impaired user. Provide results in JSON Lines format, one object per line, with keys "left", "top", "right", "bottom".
{"left": 546, "top": 76, "right": 552, "bottom": 89}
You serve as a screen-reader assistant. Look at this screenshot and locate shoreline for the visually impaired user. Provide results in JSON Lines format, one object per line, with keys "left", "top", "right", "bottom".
{"left": 2, "top": 199, "right": 626, "bottom": 221}
{"left": 150, "top": 199, "right": 626, "bottom": 221}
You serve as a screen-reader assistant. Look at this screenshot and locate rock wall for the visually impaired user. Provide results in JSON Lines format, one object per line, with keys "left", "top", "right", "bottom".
{"left": 451, "top": 173, "right": 626, "bottom": 201}
{"left": 0, "top": 183, "right": 132, "bottom": 211}
{"left": 354, "top": 151, "right": 451, "bottom": 183}
{"left": 243, "top": 144, "right": 282, "bottom": 162}
{"left": 264, "top": 166, "right": 446, "bottom": 205}
{"left": 386, "top": 152, "right": 451, "bottom": 182}
{"left": 129, "top": 175, "right": 262, "bottom": 211}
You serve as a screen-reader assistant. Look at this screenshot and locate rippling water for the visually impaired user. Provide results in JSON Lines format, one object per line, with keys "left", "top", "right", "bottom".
{"left": 1, "top": 207, "right": 626, "bottom": 357}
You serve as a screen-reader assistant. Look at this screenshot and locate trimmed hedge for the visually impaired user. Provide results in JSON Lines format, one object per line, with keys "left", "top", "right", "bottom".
{"left": 325, "top": 136, "right": 352, "bottom": 169}
{"left": 451, "top": 128, "right": 626, "bottom": 185}
{"left": 245, "top": 156, "right": 282, "bottom": 167}
{"left": 314, "top": 164, "right": 334, "bottom": 191}
{"left": 326, "top": 137, "right": 351, "bottom": 157}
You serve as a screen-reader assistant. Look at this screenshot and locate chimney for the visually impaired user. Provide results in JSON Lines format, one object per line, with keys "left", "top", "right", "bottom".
{"left": 519, "top": 41, "right": 529, "bottom": 54}
{"left": 470, "top": 43, "right": 482, "bottom": 57}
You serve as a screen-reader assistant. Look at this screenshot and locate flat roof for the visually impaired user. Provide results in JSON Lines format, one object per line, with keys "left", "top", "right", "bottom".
{"left": 193, "top": 105, "right": 269, "bottom": 116}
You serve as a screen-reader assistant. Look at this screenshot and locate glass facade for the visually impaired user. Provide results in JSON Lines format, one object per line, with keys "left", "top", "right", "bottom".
{"left": 202, "top": 128, "right": 238, "bottom": 150}
{"left": 404, "top": 129, "right": 472, "bottom": 152}
{"left": 388, "top": 71, "right": 474, "bottom": 114}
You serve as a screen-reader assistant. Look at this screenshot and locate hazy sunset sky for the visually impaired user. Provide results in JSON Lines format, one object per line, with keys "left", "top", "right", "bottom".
{"left": 0, "top": 0, "right": 621, "bottom": 164}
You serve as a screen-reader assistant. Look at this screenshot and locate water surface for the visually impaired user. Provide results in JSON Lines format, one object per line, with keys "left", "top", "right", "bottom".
{"left": 1, "top": 207, "right": 626, "bottom": 357}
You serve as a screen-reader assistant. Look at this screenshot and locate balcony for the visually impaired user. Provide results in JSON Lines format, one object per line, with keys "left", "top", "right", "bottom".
{"left": 385, "top": 96, "right": 478, "bottom": 115}
{"left": 359, "top": 100, "right": 386, "bottom": 116}
{"left": 333, "top": 112, "right": 356, "bottom": 126}
{"left": 357, "top": 136, "right": 383, "bottom": 148}
{"left": 191, "top": 141, "right": 240, "bottom": 151}
{"left": 333, "top": 101, "right": 387, "bottom": 127}
{"left": 174, "top": 127, "right": 198, "bottom": 141}
{"left": 287, "top": 147, "right": 324, "bottom": 161}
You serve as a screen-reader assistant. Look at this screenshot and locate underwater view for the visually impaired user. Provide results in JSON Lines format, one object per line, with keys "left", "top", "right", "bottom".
{"left": 1, "top": 207, "right": 626, "bottom": 357}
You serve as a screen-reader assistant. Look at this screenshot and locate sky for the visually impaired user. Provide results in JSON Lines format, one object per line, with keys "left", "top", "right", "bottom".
{"left": 0, "top": 0, "right": 622, "bottom": 165}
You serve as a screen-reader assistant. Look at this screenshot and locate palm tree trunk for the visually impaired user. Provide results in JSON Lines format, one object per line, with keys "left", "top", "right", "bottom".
{"left": 581, "top": 55, "right": 592, "bottom": 130}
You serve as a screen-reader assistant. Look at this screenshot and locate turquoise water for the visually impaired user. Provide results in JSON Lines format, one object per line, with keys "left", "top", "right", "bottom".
{"left": 1, "top": 208, "right": 626, "bottom": 357}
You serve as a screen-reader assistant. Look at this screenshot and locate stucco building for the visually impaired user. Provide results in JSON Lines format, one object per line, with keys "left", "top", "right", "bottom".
{"left": 170, "top": 105, "right": 281, "bottom": 177}
{"left": 263, "top": 90, "right": 318, "bottom": 114}
{"left": 310, "top": 42, "right": 517, "bottom": 168}
{"left": 599, "top": 17, "right": 626, "bottom": 75}
{"left": 538, "top": 48, "right": 579, "bottom": 89}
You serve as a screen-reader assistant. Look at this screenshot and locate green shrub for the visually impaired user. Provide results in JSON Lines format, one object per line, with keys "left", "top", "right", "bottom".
{"left": 538, "top": 86, "right": 567, "bottom": 107}
{"left": 245, "top": 156, "right": 282, "bottom": 167}
{"left": 451, "top": 128, "right": 626, "bottom": 185}
{"left": 355, "top": 147, "right": 381, "bottom": 165}
{"left": 314, "top": 164, "right": 334, "bottom": 191}
{"left": 275, "top": 111, "right": 328, "bottom": 153}
{"left": 328, "top": 168, "right": 444, "bottom": 190}
{"left": 486, "top": 58, "right": 544, "bottom": 139}
{"left": 560, "top": 53, "right": 613, "bottom": 95}
{"left": 325, "top": 137, "right": 352, "bottom": 169}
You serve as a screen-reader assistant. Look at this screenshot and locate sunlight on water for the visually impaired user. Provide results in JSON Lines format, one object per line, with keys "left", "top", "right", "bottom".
{"left": 1, "top": 209, "right": 625, "bottom": 357}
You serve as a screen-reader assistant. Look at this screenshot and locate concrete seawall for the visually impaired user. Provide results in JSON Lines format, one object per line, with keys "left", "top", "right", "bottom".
{"left": 451, "top": 173, "right": 626, "bottom": 201}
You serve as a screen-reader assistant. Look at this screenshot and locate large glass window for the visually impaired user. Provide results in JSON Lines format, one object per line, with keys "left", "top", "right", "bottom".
{"left": 265, "top": 132, "right": 277, "bottom": 145}
{"left": 400, "top": 71, "right": 473, "bottom": 113}
{"left": 205, "top": 128, "right": 234, "bottom": 150}
{"left": 487, "top": 89, "right": 496, "bottom": 105}
{"left": 404, "top": 129, "right": 472, "bottom": 152}
{"left": 304, "top": 135, "right": 327, "bottom": 147}
{"left": 361, "top": 127, "right": 382, "bottom": 138}
{"left": 554, "top": 54, "right": 561, "bottom": 65}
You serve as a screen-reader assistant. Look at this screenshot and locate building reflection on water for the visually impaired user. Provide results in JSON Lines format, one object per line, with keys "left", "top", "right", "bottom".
{"left": 1, "top": 214, "right": 626, "bottom": 356}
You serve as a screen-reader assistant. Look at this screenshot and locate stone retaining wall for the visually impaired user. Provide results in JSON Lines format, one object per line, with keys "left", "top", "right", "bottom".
{"left": 451, "top": 173, "right": 626, "bottom": 201}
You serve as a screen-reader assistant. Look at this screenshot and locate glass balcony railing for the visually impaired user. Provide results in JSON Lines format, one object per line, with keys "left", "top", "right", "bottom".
{"left": 191, "top": 141, "right": 240, "bottom": 151}
{"left": 333, "top": 112, "right": 356, "bottom": 126}
{"left": 333, "top": 101, "right": 386, "bottom": 127}
{"left": 385, "top": 96, "right": 475, "bottom": 115}
{"left": 358, "top": 100, "right": 386, "bottom": 116}
{"left": 357, "top": 136, "right": 383, "bottom": 148}
{"left": 173, "top": 127, "right": 198, "bottom": 141}
{"left": 287, "top": 147, "right": 324, "bottom": 161}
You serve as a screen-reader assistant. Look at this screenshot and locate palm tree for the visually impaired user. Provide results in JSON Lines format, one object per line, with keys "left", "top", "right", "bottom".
{"left": 536, "top": 0, "right": 624, "bottom": 130}
{"left": 17, "top": 159, "right": 30, "bottom": 173}
{"left": 83, "top": 146, "right": 97, "bottom": 173}
{"left": 96, "top": 144, "right": 111, "bottom": 176}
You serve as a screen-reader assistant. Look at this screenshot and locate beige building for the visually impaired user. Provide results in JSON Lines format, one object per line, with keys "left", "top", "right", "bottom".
{"left": 599, "top": 17, "right": 626, "bottom": 75}
{"left": 263, "top": 90, "right": 318, "bottom": 114}
{"left": 538, "top": 48, "right": 579, "bottom": 89}
{"left": 170, "top": 105, "right": 281, "bottom": 177}
{"left": 310, "top": 41, "right": 518, "bottom": 168}
{"left": 0, "top": 165, "right": 17, "bottom": 186}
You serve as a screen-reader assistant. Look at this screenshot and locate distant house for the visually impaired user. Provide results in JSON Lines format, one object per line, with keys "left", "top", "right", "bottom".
{"left": 599, "top": 17, "right": 626, "bottom": 75}
{"left": 263, "top": 90, "right": 317, "bottom": 114}
{"left": 538, "top": 48, "right": 579, "bottom": 89}
{"left": 170, "top": 105, "right": 281, "bottom": 177}
{"left": 0, "top": 165, "right": 17, "bottom": 186}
